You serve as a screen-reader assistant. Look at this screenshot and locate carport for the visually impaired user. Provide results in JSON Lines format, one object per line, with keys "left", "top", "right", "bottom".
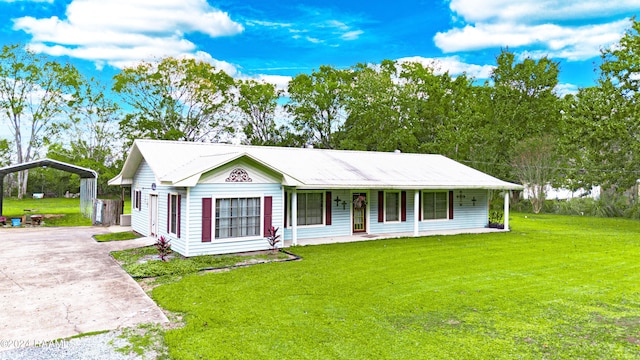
{"left": 0, "top": 158, "right": 97, "bottom": 217}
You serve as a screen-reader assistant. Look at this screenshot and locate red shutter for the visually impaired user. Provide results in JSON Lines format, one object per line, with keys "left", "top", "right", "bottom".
{"left": 326, "top": 191, "right": 332, "bottom": 225}
{"left": 449, "top": 190, "right": 454, "bottom": 219}
{"left": 177, "top": 194, "right": 181, "bottom": 238}
{"left": 418, "top": 191, "right": 422, "bottom": 221}
{"left": 263, "top": 196, "right": 273, "bottom": 237}
{"left": 202, "top": 198, "right": 212, "bottom": 242}
{"left": 284, "top": 192, "right": 288, "bottom": 228}
{"left": 167, "top": 193, "right": 170, "bottom": 233}
{"left": 378, "top": 191, "right": 384, "bottom": 223}
{"left": 401, "top": 191, "right": 407, "bottom": 222}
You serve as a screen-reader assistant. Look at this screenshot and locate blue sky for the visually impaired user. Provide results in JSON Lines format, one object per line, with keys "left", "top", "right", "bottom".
{"left": 1, "top": 0, "right": 639, "bottom": 95}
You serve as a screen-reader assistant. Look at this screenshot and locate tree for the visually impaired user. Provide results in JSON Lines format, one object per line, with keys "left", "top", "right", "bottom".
{"left": 512, "top": 136, "right": 558, "bottom": 213}
{"left": 113, "top": 57, "right": 235, "bottom": 144}
{"left": 340, "top": 60, "right": 415, "bottom": 151}
{"left": 0, "top": 44, "right": 82, "bottom": 198}
{"left": 286, "top": 65, "right": 350, "bottom": 148}
{"left": 236, "top": 79, "right": 284, "bottom": 145}
{"left": 47, "top": 77, "right": 122, "bottom": 195}
{"left": 399, "top": 60, "right": 477, "bottom": 158}
{"left": 559, "top": 18, "right": 640, "bottom": 193}
{"left": 479, "top": 50, "right": 562, "bottom": 182}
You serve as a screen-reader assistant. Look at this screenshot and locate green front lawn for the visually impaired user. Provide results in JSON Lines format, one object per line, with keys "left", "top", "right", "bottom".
{"left": 152, "top": 213, "right": 640, "bottom": 359}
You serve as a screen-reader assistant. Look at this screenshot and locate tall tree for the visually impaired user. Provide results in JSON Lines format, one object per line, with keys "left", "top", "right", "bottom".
{"left": 399, "top": 61, "right": 477, "bottom": 158}
{"left": 480, "top": 50, "right": 562, "bottom": 182}
{"left": 286, "top": 65, "right": 350, "bottom": 148}
{"left": 0, "top": 44, "right": 82, "bottom": 198}
{"left": 236, "top": 79, "right": 283, "bottom": 145}
{"left": 48, "top": 77, "right": 122, "bottom": 195}
{"left": 512, "top": 135, "right": 558, "bottom": 213}
{"left": 559, "top": 19, "right": 640, "bottom": 193}
{"left": 340, "top": 60, "right": 414, "bottom": 151}
{"left": 113, "top": 57, "right": 235, "bottom": 144}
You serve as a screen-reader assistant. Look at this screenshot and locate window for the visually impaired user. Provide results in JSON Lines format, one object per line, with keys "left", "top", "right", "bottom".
{"left": 169, "top": 194, "right": 179, "bottom": 235}
{"left": 423, "top": 192, "right": 448, "bottom": 220}
{"left": 215, "top": 197, "right": 261, "bottom": 239}
{"left": 134, "top": 190, "right": 141, "bottom": 211}
{"left": 297, "top": 192, "right": 324, "bottom": 226}
{"left": 385, "top": 191, "right": 400, "bottom": 222}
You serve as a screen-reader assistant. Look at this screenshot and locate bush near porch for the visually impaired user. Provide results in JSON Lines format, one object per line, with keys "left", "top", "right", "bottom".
{"left": 151, "top": 213, "right": 640, "bottom": 359}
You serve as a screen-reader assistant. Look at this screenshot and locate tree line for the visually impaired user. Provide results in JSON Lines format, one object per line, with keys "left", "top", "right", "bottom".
{"left": 1, "top": 19, "right": 639, "bottom": 208}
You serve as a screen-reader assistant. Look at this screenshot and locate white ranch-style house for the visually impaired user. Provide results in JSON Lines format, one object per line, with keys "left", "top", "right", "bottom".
{"left": 109, "top": 140, "right": 523, "bottom": 256}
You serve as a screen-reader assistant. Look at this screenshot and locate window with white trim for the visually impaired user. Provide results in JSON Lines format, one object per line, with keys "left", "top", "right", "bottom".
{"left": 385, "top": 191, "right": 400, "bottom": 222}
{"left": 423, "top": 191, "right": 448, "bottom": 220}
{"left": 215, "top": 197, "right": 261, "bottom": 239}
{"left": 169, "top": 194, "right": 179, "bottom": 235}
{"left": 297, "top": 192, "right": 324, "bottom": 226}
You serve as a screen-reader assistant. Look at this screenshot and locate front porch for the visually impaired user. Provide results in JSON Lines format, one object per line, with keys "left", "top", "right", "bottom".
{"left": 283, "top": 227, "right": 507, "bottom": 247}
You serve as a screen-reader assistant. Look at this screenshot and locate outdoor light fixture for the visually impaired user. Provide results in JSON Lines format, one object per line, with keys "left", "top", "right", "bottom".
{"left": 471, "top": 196, "right": 477, "bottom": 206}
{"left": 334, "top": 196, "right": 342, "bottom": 207}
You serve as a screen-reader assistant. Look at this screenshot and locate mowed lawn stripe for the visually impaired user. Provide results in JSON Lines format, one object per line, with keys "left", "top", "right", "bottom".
{"left": 152, "top": 213, "right": 640, "bottom": 359}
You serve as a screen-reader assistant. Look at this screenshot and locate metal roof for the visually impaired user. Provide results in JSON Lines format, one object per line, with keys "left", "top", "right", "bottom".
{"left": 0, "top": 158, "right": 97, "bottom": 178}
{"left": 109, "top": 140, "right": 523, "bottom": 190}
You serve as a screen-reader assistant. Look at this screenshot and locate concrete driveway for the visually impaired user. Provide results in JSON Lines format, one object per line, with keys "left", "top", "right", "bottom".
{"left": 0, "top": 227, "right": 167, "bottom": 349}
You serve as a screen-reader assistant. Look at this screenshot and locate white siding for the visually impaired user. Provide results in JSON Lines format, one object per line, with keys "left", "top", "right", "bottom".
{"left": 130, "top": 160, "right": 155, "bottom": 236}
{"left": 284, "top": 188, "right": 491, "bottom": 241}
{"left": 156, "top": 187, "right": 187, "bottom": 256}
{"left": 186, "top": 183, "right": 283, "bottom": 256}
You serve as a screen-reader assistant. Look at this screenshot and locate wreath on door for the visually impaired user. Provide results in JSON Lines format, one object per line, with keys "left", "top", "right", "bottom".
{"left": 353, "top": 195, "right": 367, "bottom": 209}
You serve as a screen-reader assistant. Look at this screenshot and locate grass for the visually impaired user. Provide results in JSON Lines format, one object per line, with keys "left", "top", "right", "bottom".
{"left": 2, "top": 197, "right": 90, "bottom": 226}
{"left": 2, "top": 196, "right": 130, "bottom": 226}
{"left": 111, "top": 246, "right": 290, "bottom": 278}
{"left": 113, "top": 323, "right": 168, "bottom": 359}
{"left": 150, "top": 213, "right": 640, "bottom": 359}
{"left": 94, "top": 231, "right": 141, "bottom": 242}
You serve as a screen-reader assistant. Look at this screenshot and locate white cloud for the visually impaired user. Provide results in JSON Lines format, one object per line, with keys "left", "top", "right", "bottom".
{"left": 435, "top": 20, "right": 629, "bottom": 60}
{"left": 437, "top": 0, "right": 640, "bottom": 61}
{"left": 305, "top": 36, "right": 324, "bottom": 44}
{"left": 256, "top": 75, "right": 292, "bottom": 93}
{"left": 449, "top": 0, "right": 640, "bottom": 23}
{"left": 341, "top": 30, "right": 364, "bottom": 41}
{"left": 554, "top": 83, "right": 579, "bottom": 97}
{"left": 12, "top": 0, "right": 243, "bottom": 69}
{"left": 397, "top": 56, "right": 495, "bottom": 79}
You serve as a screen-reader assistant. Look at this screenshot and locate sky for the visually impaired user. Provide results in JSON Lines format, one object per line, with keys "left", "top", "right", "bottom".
{"left": 1, "top": 0, "right": 639, "bottom": 96}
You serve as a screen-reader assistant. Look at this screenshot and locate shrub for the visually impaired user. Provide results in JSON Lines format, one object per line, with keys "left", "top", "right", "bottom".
{"left": 266, "top": 226, "right": 281, "bottom": 252}
{"left": 155, "top": 236, "right": 172, "bottom": 262}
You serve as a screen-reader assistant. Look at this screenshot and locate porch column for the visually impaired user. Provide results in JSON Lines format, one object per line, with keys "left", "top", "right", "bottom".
{"left": 291, "top": 190, "right": 298, "bottom": 245}
{"left": 504, "top": 191, "right": 510, "bottom": 231}
{"left": 414, "top": 190, "right": 420, "bottom": 236}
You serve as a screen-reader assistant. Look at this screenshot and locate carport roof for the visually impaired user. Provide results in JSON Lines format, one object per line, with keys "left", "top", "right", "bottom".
{"left": 0, "top": 158, "right": 97, "bottom": 179}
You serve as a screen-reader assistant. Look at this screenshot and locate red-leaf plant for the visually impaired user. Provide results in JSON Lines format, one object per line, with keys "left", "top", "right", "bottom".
{"left": 266, "top": 226, "right": 281, "bottom": 252}
{"left": 155, "top": 236, "right": 172, "bottom": 262}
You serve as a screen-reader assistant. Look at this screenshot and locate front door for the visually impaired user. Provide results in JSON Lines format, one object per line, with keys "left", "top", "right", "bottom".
{"left": 149, "top": 194, "right": 158, "bottom": 237}
{"left": 352, "top": 193, "right": 367, "bottom": 233}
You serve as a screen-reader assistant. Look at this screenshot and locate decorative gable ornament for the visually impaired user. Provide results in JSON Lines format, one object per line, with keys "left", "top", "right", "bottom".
{"left": 225, "top": 168, "right": 252, "bottom": 182}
